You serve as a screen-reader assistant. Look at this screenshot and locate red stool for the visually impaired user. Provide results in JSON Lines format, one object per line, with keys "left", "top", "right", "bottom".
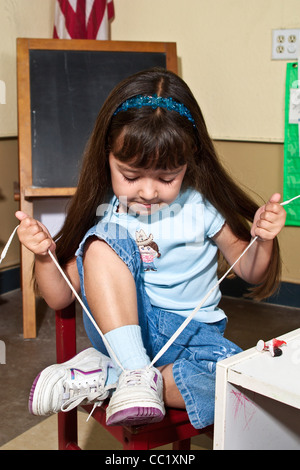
{"left": 56, "top": 304, "right": 213, "bottom": 450}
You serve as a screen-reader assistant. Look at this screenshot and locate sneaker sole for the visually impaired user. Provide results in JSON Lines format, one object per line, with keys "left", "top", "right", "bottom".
{"left": 28, "top": 348, "right": 106, "bottom": 416}
{"left": 106, "top": 402, "right": 165, "bottom": 426}
{"left": 29, "top": 372, "right": 42, "bottom": 414}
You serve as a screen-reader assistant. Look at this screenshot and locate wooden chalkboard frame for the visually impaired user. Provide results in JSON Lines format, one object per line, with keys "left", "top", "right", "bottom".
{"left": 17, "top": 38, "right": 177, "bottom": 199}
{"left": 16, "top": 38, "right": 177, "bottom": 338}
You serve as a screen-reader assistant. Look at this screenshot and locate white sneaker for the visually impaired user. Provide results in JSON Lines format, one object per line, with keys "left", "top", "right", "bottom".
{"left": 29, "top": 348, "right": 116, "bottom": 416}
{"left": 106, "top": 366, "right": 165, "bottom": 426}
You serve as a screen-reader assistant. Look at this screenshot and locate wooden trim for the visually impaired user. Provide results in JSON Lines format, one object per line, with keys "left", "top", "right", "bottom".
{"left": 165, "top": 42, "right": 178, "bottom": 73}
{"left": 24, "top": 187, "right": 76, "bottom": 198}
{"left": 17, "top": 38, "right": 177, "bottom": 55}
{"left": 17, "top": 39, "right": 32, "bottom": 204}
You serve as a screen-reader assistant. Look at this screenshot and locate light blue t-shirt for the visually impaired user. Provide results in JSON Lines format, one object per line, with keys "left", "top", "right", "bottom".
{"left": 100, "top": 189, "right": 226, "bottom": 323}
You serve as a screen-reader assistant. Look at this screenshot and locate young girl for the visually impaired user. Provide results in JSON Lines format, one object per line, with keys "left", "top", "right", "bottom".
{"left": 16, "top": 67, "right": 286, "bottom": 430}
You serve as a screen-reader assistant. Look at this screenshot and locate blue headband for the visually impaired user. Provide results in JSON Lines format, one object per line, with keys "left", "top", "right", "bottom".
{"left": 113, "top": 94, "right": 195, "bottom": 126}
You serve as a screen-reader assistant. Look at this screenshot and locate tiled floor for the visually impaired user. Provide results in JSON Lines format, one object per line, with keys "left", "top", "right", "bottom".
{"left": 1, "top": 288, "right": 300, "bottom": 449}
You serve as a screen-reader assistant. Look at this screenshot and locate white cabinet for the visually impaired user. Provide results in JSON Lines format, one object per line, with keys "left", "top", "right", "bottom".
{"left": 214, "top": 329, "right": 300, "bottom": 450}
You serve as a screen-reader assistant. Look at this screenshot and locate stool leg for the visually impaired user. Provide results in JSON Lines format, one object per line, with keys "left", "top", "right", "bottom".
{"left": 122, "top": 436, "right": 150, "bottom": 450}
{"left": 56, "top": 304, "right": 77, "bottom": 363}
{"left": 56, "top": 304, "right": 78, "bottom": 449}
{"left": 172, "top": 438, "right": 191, "bottom": 450}
{"left": 58, "top": 410, "right": 79, "bottom": 450}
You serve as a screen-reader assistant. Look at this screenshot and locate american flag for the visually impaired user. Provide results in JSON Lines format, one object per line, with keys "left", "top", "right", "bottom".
{"left": 53, "top": 0, "right": 114, "bottom": 40}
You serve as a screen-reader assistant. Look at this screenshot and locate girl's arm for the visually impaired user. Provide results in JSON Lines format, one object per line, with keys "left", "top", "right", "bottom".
{"left": 213, "top": 193, "right": 286, "bottom": 285}
{"left": 15, "top": 211, "right": 80, "bottom": 310}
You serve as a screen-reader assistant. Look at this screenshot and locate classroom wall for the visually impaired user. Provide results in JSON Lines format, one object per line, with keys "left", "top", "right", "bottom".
{"left": 215, "top": 140, "right": 299, "bottom": 285}
{"left": 2, "top": 0, "right": 300, "bottom": 141}
{"left": 0, "top": 138, "right": 19, "bottom": 270}
{"left": 0, "top": 0, "right": 54, "bottom": 271}
{"left": 0, "top": 0, "right": 299, "bottom": 286}
{"left": 111, "top": 0, "right": 299, "bottom": 143}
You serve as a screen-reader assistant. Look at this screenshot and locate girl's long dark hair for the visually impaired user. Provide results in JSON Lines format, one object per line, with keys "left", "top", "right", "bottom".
{"left": 54, "top": 67, "right": 281, "bottom": 300}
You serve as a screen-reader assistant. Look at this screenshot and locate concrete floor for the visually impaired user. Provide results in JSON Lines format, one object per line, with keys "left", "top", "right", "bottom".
{"left": 0, "top": 288, "right": 300, "bottom": 447}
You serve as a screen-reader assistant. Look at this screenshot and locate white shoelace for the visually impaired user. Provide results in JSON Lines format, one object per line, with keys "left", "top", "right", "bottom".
{"left": 47, "top": 250, "right": 124, "bottom": 371}
{"left": 61, "top": 374, "right": 116, "bottom": 421}
{"left": 119, "top": 369, "right": 153, "bottom": 388}
{"left": 61, "top": 375, "right": 107, "bottom": 411}
{"left": 150, "top": 195, "right": 300, "bottom": 366}
{"left": 0, "top": 226, "right": 18, "bottom": 265}
{"left": 2, "top": 194, "right": 299, "bottom": 370}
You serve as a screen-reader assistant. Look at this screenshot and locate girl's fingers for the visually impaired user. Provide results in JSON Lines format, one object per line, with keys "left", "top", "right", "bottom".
{"left": 15, "top": 210, "right": 29, "bottom": 221}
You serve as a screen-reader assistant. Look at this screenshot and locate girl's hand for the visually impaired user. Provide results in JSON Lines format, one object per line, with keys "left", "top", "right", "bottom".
{"left": 15, "top": 211, "right": 56, "bottom": 256}
{"left": 251, "top": 193, "right": 286, "bottom": 241}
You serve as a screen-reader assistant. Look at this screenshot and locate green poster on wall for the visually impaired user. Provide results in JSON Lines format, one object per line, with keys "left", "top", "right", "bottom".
{"left": 283, "top": 62, "right": 300, "bottom": 226}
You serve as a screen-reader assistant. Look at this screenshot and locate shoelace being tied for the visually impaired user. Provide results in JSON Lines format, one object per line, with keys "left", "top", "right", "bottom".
{"left": 61, "top": 372, "right": 116, "bottom": 419}
{"left": 2, "top": 194, "right": 300, "bottom": 371}
{"left": 61, "top": 373, "right": 108, "bottom": 412}
{"left": 119, "top": 369, "right": 154, "bottom": 388}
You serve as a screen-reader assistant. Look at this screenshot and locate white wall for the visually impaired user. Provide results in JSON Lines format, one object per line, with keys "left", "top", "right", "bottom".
{"left": 1, "top": 0, "right": 300, "bottom": 141}
{"left": 0, "top": 0, "right": 54, "bottom": 137}
{"left": 111, "top": 0, "right": 300, "bottom": 142}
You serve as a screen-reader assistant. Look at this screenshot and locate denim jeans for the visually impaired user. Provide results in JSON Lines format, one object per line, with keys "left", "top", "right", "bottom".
{"left": 76, "top": 221, "right": 242, "bottom": 429}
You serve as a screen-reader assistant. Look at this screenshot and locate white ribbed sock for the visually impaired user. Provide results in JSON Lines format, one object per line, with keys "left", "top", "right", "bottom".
{"left": 104, "top": 324, "right": 150, "bottom": 374}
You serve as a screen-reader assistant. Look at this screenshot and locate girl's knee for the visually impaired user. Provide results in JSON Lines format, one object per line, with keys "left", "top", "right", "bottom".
{"left": 82, "top": 224, "right": 141, "bottom": 280}
{"left": 83, "top": 236, "right": 115, "bottom": 262}
{"left": 93, "top": 223, "right": 141, "bottom": 275}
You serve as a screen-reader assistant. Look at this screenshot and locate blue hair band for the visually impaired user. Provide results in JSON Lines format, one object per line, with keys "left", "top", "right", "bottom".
{"left": 113, "top": 94, "right": 195, "bottom": 126}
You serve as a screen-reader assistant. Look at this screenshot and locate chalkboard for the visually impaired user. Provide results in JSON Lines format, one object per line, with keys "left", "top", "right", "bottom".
{"left": 17, "top": 38, "right": 177, "bottom": 195}
{"left": 16, "top": 39, "right": 177, "bottom": 340}
{"left": 30, "top": 50, "right": 167, "bottom": 187}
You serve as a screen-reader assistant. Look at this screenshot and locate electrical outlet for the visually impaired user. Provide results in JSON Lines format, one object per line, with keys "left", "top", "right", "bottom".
{"left": 272, "top": 29, "right": 300, "bottom": 60}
